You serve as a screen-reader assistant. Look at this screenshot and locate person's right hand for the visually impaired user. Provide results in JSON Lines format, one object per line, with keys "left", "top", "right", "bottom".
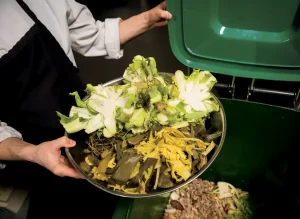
{"left": 34, "top": 136, "right": 83, "bottom": 179}
{"left": 146, "top": 1, "right": 172, "bottom": 28}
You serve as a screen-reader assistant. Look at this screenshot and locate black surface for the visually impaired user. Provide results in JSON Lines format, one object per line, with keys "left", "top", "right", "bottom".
{"left": 1, "top": 161, "right": 119, "bottom": 219}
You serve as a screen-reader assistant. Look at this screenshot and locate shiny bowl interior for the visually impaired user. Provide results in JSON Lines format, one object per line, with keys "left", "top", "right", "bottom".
{"left": 65, "top": 73, "right": 227, "bottom": 198}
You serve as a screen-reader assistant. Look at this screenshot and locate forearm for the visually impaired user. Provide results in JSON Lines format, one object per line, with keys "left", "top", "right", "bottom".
{"left": 0, "top": 138, "right": 36, "bottom": 162}
{"left": 119, "top": 12, "right": 151, "bottom": 45}
{"left": 67, "top": 0, "right": 170, "bottom": 57}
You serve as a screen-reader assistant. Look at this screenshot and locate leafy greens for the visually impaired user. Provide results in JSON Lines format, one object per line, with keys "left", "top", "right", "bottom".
{"left": 57, "top": 55, "right": 219, "bottom": 138}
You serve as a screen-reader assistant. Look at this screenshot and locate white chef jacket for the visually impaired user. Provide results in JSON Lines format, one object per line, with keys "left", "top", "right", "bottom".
{"left": 0, "top": 0, "right": 124, "bottom": 147}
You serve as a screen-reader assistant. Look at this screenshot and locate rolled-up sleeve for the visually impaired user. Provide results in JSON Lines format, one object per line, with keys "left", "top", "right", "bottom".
{"left": 0, "top": 121, "right": 22, "bottom": 143}
{"left": 0, "top": 121, "right": 22, "bottom": 169}
{"left": 66, "top": 0, "right": 123, "bottom": 59}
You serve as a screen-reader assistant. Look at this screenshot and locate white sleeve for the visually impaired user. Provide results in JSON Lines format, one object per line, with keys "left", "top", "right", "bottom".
{"left": 0, "top": 121, "right": 22, "bottom": 169}
{"left": 66, "top": 0, "right": 124, "bottom": 59}
{"left": 0, "top": 121, "right": 22, "bottom": 143}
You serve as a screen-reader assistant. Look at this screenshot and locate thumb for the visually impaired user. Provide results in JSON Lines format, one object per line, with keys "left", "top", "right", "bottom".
{"left": 51, "top": 136, "right": 76, "bottom": 150}
{"left": 159, "top": 10, "right": 172, "bottom": 20}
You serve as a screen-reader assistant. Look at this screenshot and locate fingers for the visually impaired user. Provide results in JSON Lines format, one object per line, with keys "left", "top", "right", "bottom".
{"left": 148, "top": 1, "right": 171, "bottom": 28}
{"left": 51, "top": 136, "right": 76, "bottom": 150}
{"left": 158, "top": 1, "right": 171, "bottom": 20}
{"left": 53, "top": 164, "right": 84, "bottom": 179}
{"left": 155, "top": 20, "right": 169, "bottom": 27}
{"left": 59, "top": 155, "right": 70, "bottom": 165}
{"left": 55, "top": 156, "right": 84, "bottom": 179}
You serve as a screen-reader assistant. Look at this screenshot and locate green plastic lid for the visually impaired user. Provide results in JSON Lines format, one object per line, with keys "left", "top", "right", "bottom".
{"left": 167, "top": 0, "right": 300, "bottom": 81}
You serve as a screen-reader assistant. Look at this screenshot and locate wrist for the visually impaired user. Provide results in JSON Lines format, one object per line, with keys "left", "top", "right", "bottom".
{"left": 141, "top": 11, "right": 153, "bottom": 29}
{"left": 0, "top": 137, "right": 37, "bottom": 162}
{"left": 119, "top": 12, "right": 152, "bottom": 45}
{"left": 20, "top": 142, "right": 37, "bottom": 163}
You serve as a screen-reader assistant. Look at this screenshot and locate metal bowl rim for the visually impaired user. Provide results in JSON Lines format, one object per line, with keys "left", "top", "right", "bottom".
{"left": 65, "top": 73, "right": 227, "bottom": 198}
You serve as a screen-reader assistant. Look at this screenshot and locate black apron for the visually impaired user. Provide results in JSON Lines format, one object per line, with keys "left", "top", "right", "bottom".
{"left": 0, "top": 1, "right": 118, "bottom": 218}
{"left": 0, "top": 1, "right": 85, "bottom": 145}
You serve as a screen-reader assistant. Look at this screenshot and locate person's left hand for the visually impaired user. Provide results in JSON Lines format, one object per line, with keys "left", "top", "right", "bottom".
{"left": 146, "top": 1, "right": 172, "bottom": 28}
{"left": 34, "top": 136, "right": 83, "bottom": 179}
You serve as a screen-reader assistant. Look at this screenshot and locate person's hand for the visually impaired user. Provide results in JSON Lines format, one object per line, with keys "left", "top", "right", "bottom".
{"left": 146, "top": 1, "right": 172, "bottom": 28}
{"left": 34, "top": 136, "right": 83, "bottom": 179}
{"left": 118, "top": 1, "right": 172, "bottom": 44}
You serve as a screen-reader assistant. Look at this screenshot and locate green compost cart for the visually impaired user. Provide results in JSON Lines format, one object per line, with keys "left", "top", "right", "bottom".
{"left": 112, "top": 0, "right": 300, "bottom": 218}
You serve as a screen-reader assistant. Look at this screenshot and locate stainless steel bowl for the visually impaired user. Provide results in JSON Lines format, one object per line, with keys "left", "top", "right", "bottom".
{"left": 65, "top": 73, "right": 227, "bottom": 198}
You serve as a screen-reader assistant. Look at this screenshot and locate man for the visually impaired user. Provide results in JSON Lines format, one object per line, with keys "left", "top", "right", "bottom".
{"left": 0, "top": 0, "right": 171, "bottom": 218}
{"left": 0, "top": 0, "right": 171, "bottom": 176}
